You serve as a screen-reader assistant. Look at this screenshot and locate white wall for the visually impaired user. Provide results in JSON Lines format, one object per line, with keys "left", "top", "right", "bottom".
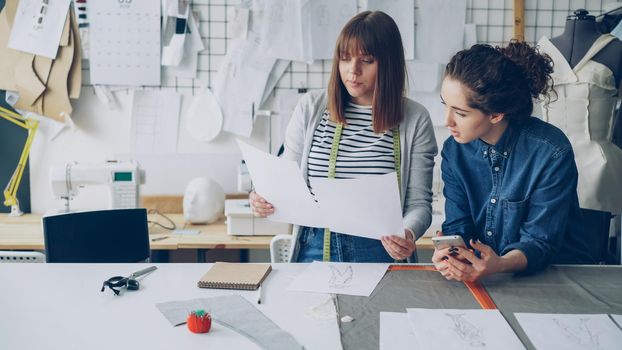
{"left": 28, "top": 87, "right": 271, "bottom": 214}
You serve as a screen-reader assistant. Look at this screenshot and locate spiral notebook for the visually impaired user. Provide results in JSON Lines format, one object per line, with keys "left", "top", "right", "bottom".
{"left": 197, "top": 262, "right": 272, "bottom": 290}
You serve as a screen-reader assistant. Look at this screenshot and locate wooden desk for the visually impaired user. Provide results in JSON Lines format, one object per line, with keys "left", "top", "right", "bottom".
{"left": 0, "top": 213, "right": 274, "bottom": 252}
{"left": 0, "top": 213, "right": 434, "bottom": 257}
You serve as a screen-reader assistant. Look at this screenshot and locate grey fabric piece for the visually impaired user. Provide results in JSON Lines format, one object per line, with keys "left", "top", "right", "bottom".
{"left": 337, "top": 270, "right": 480, "bottom": 350}
{"left": 156, "top": 295, "right": 304, "bottom": 350}
{"left": 484, "top": 266, "right": 622, "bottom": 350}
{"left": 283, "top": 90, "right": 438, "bottom": 262}
{"left": 337, "top": 266, "right": 622, "bottom": 350}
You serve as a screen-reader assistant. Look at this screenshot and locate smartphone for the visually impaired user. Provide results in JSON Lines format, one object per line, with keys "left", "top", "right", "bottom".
{"left": 431, "top": 235, "right": 466, "bottom": 250}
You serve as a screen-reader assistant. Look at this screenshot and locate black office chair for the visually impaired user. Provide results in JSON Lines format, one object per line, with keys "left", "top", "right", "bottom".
{"left": 43, "top": 208, "right": 150, "bottom": 263}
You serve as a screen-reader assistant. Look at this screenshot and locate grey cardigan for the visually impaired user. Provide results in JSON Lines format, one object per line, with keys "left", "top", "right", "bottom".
{"left": 283, "top": 90, "right": 438, "bottom": 261}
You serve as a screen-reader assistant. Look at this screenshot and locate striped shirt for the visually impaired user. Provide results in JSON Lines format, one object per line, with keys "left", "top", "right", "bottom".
{"left": 307, "top": 103, "right": 396, "bottom": 179}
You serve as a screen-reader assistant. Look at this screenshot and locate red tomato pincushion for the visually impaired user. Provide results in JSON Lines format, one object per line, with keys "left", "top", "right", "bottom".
{"left": 187, "top": 310, "right": 212, "bottom": 333}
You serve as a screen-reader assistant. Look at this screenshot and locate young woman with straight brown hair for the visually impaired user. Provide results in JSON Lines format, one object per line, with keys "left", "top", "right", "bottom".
{"left": 250, "top": 11, "right": 437, "bottom": 262}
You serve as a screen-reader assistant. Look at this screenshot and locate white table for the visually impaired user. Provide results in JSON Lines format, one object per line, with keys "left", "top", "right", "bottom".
{"left": 0, "top": 263, "right": 342, "bottom": 350}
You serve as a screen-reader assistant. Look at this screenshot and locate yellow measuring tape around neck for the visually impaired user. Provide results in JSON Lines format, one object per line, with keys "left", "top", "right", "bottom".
{"left": 322, "top": 123, "right": 401, "bottom": 262}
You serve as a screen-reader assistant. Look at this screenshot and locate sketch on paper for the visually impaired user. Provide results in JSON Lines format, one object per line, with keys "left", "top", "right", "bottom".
{"left": 287, "top": 262, "right": 389, "bottom": 296}
{"left": 408, "top": 309, "right": 524, "bottom": 350}
{"left": 552, "top": 317, "right": 603, "bottom": 350}
{"left": 446, "top": 313, "right": 486, "bottom": 347}
{"left": 515, "top": 313, "right": 622, "bottom": 350}
{"left": 328, "top": 265, "right": 353, "bottom": 289}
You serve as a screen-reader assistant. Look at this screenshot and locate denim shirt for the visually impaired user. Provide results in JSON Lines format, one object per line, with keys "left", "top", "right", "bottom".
{"left": 441, "top": 117, "right": 594, "bottom": 274}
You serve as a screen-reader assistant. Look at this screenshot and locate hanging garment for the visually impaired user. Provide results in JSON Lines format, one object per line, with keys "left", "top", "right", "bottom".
{"left": 538, "top": 34, "right": 622, "bottom": 213}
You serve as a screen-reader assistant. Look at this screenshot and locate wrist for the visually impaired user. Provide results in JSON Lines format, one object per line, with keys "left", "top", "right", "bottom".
{"left": 404, "top": 228, "right": 415, "bottom": 242}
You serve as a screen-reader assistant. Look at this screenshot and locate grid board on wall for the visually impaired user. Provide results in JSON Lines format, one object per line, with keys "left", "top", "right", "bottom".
{"left": 82, "top": 0, "right": 619, "bottom": 95}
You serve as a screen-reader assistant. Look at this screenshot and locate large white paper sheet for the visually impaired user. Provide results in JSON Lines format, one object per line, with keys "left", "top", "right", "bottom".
{"left": 407, "top": 309, "right": 525, "bottom": 350}
{"left": 310, "top": 174, "right": 404, "bottom": 239}
{"left": 238, "top": 140, "right": 405, "bottom": 240}
{"left": 308, "top": 0, "right": 357, "bottom": 60}
{"left": 515, "top": 313, "right": 622, "bottom": 350}
{"left": 409, "top": 91, "right": 445, "bottom": 126}
{"left": 236, "top": 140, "right": 322, "bottom": 228}
{"left": 367, "top": 0, "right": 414, "bottom": 60}
{"left": 259, "top": 0, "right": 311, "bottom": 63}
{"left": 379, "top": 312, "right": 421, "bottom": 350}
{"left": 90, "top": 0, "right": 161, "bottom": 86}
{"left": 131, "top": 90, "right": 181, "bottom": 154}
{"left": 287, "top": 262, "right": 389, "bottom": 296}
{"left": 8, "top": 0, "right": 71, "bottom": 59}
{"left": 416, "top": 0, "right": 466, "bottom": 63}
{"left": 407, "top": 61, "right": 444, "bottom": 93}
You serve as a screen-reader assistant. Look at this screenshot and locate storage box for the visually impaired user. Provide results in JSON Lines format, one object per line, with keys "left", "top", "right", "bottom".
{"left": 224, "top": 199, "right": 291, "bottom": 236}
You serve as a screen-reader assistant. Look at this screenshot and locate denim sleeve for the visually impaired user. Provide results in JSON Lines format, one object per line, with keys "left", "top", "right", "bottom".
{"left": 501, "top": 147, "right": 577, "bottom": 274}
{"left": 440, "top": 144, "right": 474, "bottom": 241}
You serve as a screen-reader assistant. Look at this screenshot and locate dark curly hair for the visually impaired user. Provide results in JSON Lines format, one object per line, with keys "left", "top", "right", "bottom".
{"left": 444, "top": 40, "right": 554, "bottom": 123}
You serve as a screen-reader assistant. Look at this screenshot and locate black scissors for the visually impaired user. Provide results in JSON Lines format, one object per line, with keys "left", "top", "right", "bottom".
{"left": 101, "top": 266, "right": 157, "bottom": 296}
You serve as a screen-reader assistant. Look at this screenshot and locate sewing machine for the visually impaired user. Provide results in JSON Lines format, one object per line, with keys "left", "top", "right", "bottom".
{"left": 50, "top": 161, "right": 145, "bottom": 212}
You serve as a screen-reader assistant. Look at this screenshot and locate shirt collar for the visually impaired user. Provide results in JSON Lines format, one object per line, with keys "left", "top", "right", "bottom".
{"left": 475, "top": 122, "right": 523, "bottom": 159}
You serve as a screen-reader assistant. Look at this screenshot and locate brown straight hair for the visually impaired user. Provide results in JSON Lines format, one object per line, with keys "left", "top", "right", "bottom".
{"left": 327, "top": 11, "right": 406, "bottom": 133}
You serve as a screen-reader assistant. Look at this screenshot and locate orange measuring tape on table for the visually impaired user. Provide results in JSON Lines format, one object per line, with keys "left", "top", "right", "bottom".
{"left": 388, "top": 265, "right": 497, "bottom": 310}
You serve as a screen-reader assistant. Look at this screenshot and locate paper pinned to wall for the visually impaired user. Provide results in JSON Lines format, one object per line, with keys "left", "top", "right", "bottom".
{"left": 213, "top": 37, "right": 279, "bottom": 137}
{"left": 416, "top": 0, "right": 466, "bottom": 63}
{"left": 287, "top": 262, "right": 389, "bottom": 296}
{"left": 515, "top": 313, "right": 622, "bottom": 350}
{"left": 7, "top": 0, "right": 71, "bottom": 59}
{"left": 407, "top": 308, "right": 525, "bottom": 350}
{"left": 259, "top": 0, "right": 312, "bottom": 63}
{"left": 408, "top": 91, "right": 445, "bottom": 126}
{"left": 367, "top": 0, "right": 415, "bottom": 60}
{"left": 464, "top": 23, "right": 477, "bottom": 49}
{"left": 89, "top": 0, "right": 160, "bottom": 86}
{"left": 163, "top": 10, "right": 204, "bottom": 79}
{"left": 227, "top": 6, "right": 250, "bottom": 40}
{"left": 130, "top": 90, "right": 181, "bottom": 154}
{"left": 213, "top": 2, "right": 286, "bottom": 137}
{"left": 308, "top": 0, "right": 357, "bottom": 60}
{"left": 380, "top": 312, "right": 421, "bottom": 350}
{"left": 407, "top": 61, "right": 444, "bottom": 93}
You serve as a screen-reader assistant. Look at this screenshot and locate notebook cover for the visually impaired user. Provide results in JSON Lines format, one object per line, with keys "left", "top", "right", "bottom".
{"left": 197, "top": 262, "right": 272, "bottom": 290}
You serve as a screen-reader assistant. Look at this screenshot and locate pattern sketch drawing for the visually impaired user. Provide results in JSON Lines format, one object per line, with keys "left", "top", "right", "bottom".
{"left": 446, "top": 313, "right": 486, "bottom": 347}
{"left": 553, "top": 317, "right": 603, "bottom": 350}
{"left": 328, "top": 265, "right": 353, "bottom": 289}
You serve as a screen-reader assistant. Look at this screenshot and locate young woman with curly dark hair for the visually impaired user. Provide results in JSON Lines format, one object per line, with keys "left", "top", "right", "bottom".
{"left": 433, "top": 42, "right": 595, "bottom": 281}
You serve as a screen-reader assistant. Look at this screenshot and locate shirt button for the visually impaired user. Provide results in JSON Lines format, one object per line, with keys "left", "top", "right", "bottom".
{"left": 483, "top": 151, "right": 487, "bottom": 156}
{"left": 491, "top": 149, "right": 496, "bottom": 154}
{"left": 487, "top": 231, "right": 493, "bottom": 236}
{"left": 490, "top": 198, "right": 497, "bottom": 204}
{"left": 503, "top": 152, "right": 508, "bottom": 156}
{"left": 494, "top": 166, "right": 500, "bottom": 172}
